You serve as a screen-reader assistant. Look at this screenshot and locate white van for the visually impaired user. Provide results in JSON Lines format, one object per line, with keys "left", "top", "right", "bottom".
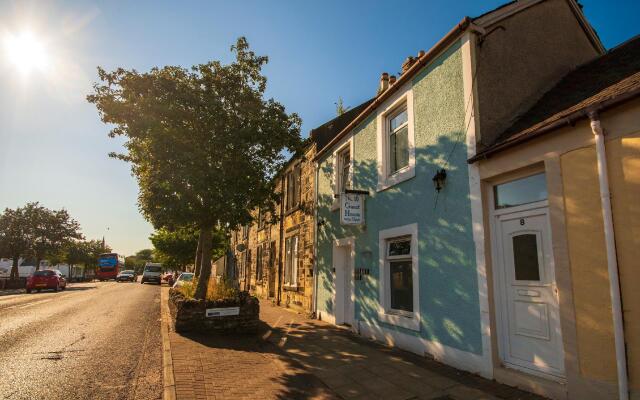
{"left": 141, "top": 262, "right": 162, "bottom": 284}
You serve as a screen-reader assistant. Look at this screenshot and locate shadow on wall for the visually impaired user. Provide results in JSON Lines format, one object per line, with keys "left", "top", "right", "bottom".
{"left": 316, "top": 133, "right": 482, "bottom": 355}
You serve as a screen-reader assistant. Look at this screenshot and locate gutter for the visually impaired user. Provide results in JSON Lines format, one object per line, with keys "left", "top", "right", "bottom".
{"left": 314, "top": 16, "right": 482, "bottom": 161}
{"left": 468, "top": 85, "right": 640, "bottom": 163}
{"left": 589, "top": 112, "right": 629, "bottom": 400}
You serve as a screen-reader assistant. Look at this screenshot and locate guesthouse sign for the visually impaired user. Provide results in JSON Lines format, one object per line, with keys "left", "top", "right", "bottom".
{"left": 340, "top": 191, "right": 366, "bottom": 225}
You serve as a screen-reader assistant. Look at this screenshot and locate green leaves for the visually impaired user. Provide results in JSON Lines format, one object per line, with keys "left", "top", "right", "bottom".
{"left": 87, "top": 37, "right": 302, "bottom": 232}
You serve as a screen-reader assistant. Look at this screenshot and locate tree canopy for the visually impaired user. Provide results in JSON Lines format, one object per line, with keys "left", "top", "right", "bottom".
{"left": 150, "top": 227, "right": 226, "bottom": 271}
{"left": 0, "top": 203, "right": 91, "bottom": 279}
{"left": 88, "top": 37, "right": 301, "bottom": 298}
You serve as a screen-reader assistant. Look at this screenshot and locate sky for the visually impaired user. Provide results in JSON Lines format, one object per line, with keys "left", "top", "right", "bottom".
{"left": 1, "top": 0, "right": 638, "bottom": 256}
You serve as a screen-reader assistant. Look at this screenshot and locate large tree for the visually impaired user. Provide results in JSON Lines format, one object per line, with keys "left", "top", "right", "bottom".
{"left": 88, "top": 37, "right": 301, "bottom": 299}
{"left": 26, "top": 203, "right": 83, "bottom": 271}
{"left": 0, "top": 206, "right": 31, "bottom": 280}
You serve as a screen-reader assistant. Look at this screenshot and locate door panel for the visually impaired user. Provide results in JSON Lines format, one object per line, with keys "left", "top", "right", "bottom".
{"left": 495, "top": 209, "right": 565, "bottom": 378}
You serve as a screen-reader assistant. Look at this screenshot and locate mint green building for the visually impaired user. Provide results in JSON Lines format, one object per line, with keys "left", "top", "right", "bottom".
{"left": 312, "top": 32, "right": 490, "bottom": 375}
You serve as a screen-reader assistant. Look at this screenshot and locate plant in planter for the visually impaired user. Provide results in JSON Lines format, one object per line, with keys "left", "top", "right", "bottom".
{"left": 169, "top": 279, "right": 260, "bottom": 334}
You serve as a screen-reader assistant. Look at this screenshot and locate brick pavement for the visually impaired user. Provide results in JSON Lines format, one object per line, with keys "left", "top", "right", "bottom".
{"left": 166, "top": 293, "right": 547, "bottom": 400}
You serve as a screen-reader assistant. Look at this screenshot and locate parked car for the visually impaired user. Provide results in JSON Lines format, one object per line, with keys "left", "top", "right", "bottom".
{"left": 116, "top": 270, "right": 136, "bottom": 282}
{"left": 140, "top": 263, "right": 162, "bottom": 284}
{"left": 26, "top": 270, "right": 67, "bottom": 293}
{"left": 161, "top": 272, "right": 174, "bottom": 286}
{"left": 172, "top": 272, "right": 194, "bottom": 288}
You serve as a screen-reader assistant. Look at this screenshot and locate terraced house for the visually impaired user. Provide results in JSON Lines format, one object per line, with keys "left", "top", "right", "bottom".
{"left": 229, "top": 103, "right": 371, "bottom": 314}
{"left": 310, "top": 1, "right": 636, "bottom": 399}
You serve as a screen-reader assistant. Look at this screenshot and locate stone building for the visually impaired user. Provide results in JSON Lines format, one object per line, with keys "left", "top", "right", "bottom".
{"left": 229, "top": 102, "right": 371, "bottom": 313}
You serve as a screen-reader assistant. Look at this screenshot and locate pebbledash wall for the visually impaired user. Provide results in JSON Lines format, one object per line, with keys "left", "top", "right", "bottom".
{"left": 315, "top": 40, "right": 486, "bottom": 374}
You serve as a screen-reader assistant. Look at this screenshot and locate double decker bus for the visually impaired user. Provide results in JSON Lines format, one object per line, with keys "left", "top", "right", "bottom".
{"left": 96, "top": 253, "right": 125, "bottom": 281}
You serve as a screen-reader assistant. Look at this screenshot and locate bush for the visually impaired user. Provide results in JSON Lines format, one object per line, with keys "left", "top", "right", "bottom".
{"left": 175, "top": 277, "right": 238, "bottom": 301}
{"left": 176, "top": 280, "right": 196, "bottom": 298}
{"left": 206, "top": 278, "right": 238, "bottom": 302}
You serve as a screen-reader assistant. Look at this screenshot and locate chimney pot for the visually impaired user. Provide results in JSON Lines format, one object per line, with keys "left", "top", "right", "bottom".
{"left": 378, "top": 72, "right": 390, "bottom": 95}
{"left": 401, "top": 56, "right": 417, "bottom": 74}
{"left": 389, "top": 75, "right": 397, "bottom": 85}
{"left": 418, "top": 50, "right": 426, "bottom": 58}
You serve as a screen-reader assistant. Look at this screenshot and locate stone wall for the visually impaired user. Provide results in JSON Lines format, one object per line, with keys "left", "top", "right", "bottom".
{"left": 168, "top": 289, "right": 260, "bottom": 334}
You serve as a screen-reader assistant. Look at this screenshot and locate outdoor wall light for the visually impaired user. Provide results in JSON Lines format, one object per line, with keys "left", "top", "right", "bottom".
{"left": 432, "top": 169, "right": 447, "bottom": 192}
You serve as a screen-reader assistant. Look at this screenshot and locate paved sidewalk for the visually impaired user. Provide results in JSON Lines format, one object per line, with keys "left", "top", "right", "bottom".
{"left": 165, "top": 294, "right": 545, "bottom": 400}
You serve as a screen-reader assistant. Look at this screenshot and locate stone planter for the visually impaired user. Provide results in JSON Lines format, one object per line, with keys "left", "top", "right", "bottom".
{"left": 168, "top": 288, "right": 260, "bottom": 334}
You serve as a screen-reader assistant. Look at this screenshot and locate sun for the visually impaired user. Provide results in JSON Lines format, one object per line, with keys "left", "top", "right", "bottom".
{"left": 4, "top": 31, "right": 49, "bottom": 74}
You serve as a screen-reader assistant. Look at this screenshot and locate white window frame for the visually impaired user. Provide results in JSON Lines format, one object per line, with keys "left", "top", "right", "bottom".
{"left": 331, "top": 137, "right": 354, "bottom": 211}
{"left": 376, "top": 83, "right": 416, "bottom": 192}
{"left": 378, "top": 223, "right": 420, "bottom": 331}
{"left": 284, "top": 235, "right": 299, "bottom": 287}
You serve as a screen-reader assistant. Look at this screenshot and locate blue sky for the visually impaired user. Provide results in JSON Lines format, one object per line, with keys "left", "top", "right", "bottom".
{"left": 1, "top": 0, "right": 638, "bottom": 255}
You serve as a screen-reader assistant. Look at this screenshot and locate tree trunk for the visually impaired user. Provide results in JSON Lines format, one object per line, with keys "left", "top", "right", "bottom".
{"left": 194, "top": 228, "right": 213, "bottom": 300}
{"left": 35, "top": 257, "right": 41, "bottom": 271}
{"left": 194, "top": 230, "right": 203, "bottom": 277}
{"left": 10, "top": 256, "right": 19, "bottom": 281}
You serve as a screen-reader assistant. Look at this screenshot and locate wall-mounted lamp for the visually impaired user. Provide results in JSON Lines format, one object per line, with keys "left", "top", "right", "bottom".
{"left": 432, "top": 169, "right": 447, "bottom": 192}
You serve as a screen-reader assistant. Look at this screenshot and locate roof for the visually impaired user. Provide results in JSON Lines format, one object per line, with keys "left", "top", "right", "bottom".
{"left": 310, "top": 99, "right": 375, "bottom": 152}
{"left": 470, "top": 34, "right": 640, "bottom": 162}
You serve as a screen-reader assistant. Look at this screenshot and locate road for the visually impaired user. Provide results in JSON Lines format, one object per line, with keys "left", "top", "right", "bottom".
{"left": 0, "top": 280, "right": 162, "bottom": 400}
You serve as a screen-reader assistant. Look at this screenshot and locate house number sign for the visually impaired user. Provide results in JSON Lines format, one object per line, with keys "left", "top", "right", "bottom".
{"left": 340, "top": 192, "right": 365, "bottom": 225}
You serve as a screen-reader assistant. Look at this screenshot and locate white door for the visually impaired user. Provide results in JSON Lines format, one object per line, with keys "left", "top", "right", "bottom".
{"left": 332, "top": 240, "right": 354, "bottom": 327}
{"left": 494, "top": 206, "right": 565, "bottom": 378}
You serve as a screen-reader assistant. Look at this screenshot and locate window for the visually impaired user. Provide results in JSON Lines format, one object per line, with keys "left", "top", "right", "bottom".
{"left": 242, "top": 225, "right": 249, "bottom": 240}
{"left": 258, "top": 208, "right": 267, "bottom": 230}
{"left": 256, "top": 244, "right": 265, "bottom": 281}
{"left": 388, "top": 108, "right": 409, "bottom": 174}
{"left": 284, "top": 235, "right": 299, "bottom": 287}
{"left": 494, "top": 173, "right": 547, "bottom": 209}
{"left": 376, "top": 88, "right": 415, "bottom": 191}
{"left": 387, "top": 237, "right": 413, "bottom": 312}
{"left": 285, "top": 165, "right": 301, "bottom": 211}
{"left": 512, "top": 234, "right": 541, "bottom": 281}
{"left": 337, "top": 145, "right": 351, "bottom": 193}
{"left": 378, "top": 223, "right": 420, "bottom": 331}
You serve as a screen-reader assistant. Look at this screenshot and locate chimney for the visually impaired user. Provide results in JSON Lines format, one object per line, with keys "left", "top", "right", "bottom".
{"left": 417, "top": 50, "right": 426, "bottom": 58}
{"left": 378, "top": 72, "right": 389, "bottom": 95}
{"left": 389, "top": 75, "right": 397, "bottom": 86}
{"left": 401, "top": 56, "right": 416, "bottom": 74}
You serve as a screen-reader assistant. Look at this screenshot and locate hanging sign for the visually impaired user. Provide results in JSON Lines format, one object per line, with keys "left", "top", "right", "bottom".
{"left": 340, "top": 191, "right": 365, "bottom": 225}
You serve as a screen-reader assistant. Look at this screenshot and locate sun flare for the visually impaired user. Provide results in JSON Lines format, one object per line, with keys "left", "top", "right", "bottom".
{"left": 4, "top": 31, "right": 49, "bottom": 74}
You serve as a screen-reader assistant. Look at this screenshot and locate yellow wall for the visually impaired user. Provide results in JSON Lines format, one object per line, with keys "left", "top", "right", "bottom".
{"left": 560, "top": 146, "right": 617, "bottom": 383}
{"left": 608, "top": 137, "right": 640, "bottom": 392}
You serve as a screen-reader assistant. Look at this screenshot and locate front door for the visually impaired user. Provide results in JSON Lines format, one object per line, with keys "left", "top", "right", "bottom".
{"left": 494, "top": 205, "right": 564, "bottom": 378}
{"left": 333, "top": 240, "right": 354, "bottom": 327}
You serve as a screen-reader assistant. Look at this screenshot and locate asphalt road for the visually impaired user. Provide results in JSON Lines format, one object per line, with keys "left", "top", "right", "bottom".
{"left": 0, "top": 280, "right": 162, "bottom": 400}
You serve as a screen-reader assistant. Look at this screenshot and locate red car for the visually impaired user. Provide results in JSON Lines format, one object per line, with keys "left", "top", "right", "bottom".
{"left": 26, "top": 270, "right": 67, "bottom": 293}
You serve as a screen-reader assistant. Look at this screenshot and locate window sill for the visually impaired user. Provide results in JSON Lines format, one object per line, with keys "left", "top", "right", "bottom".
{"left": 285, "top": 205, "right": 301, "bottom": 216}
{"left": 283, "top": 285, "right": 300, "bottom": 292}
{"left": 377, "top": 166, "right": 415, "bottom": 192}
{"left": 377, "top": 310, "right": 420, "bottom": 331}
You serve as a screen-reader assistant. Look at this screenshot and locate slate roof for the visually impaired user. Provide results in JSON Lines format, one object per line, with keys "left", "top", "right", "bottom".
{"left": 310, "top": 98, "right": 375, "bottom": 152}
{"left": 472, "top": 34, "right": 640, "bottom": 161}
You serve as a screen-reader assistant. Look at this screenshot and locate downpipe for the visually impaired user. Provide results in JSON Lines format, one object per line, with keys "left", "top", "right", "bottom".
{"left": 589, "top": 113, "right": 629, "bottom": 400}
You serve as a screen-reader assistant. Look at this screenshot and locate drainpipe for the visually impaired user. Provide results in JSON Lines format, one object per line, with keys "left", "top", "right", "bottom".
{"left": 589, "top": 112, "right": 629, "bottom": 400}
{"left": 277, "top": 175, "right": 285, "bottom": 306}
{"left": 312, "top": 160, "right": 319, "bottom": 317}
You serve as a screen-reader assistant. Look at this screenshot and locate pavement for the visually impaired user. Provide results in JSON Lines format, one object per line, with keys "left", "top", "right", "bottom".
{"left": 163, "top": 289, "right": 546, "bottom": 400}
{"left": 0, "top": 280, "right": 163, "bottom": 400}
